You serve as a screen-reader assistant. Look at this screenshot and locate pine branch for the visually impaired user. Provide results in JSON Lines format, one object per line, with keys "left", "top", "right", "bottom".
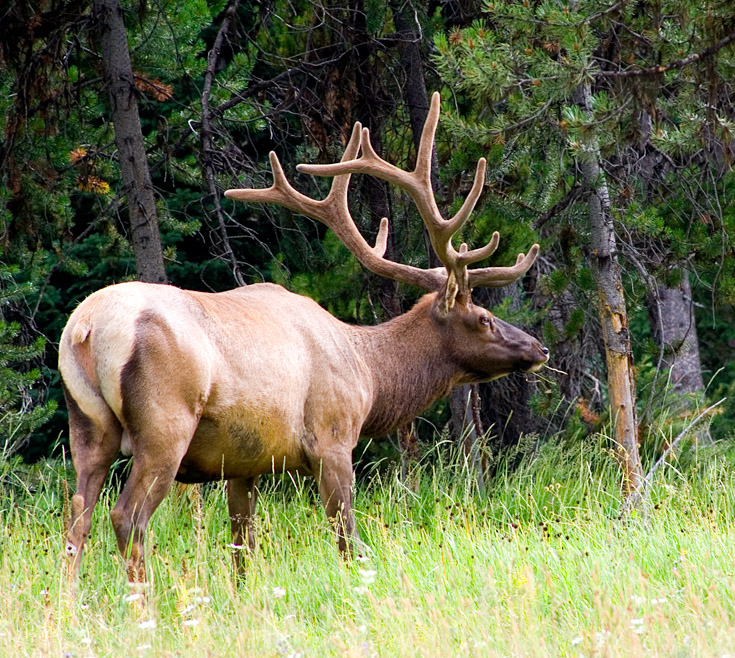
{"left": 594, "top": 32, "right": 735, "bottom": 79}
{"left": 533, "top": 185, "right": 585, "bottom": 229}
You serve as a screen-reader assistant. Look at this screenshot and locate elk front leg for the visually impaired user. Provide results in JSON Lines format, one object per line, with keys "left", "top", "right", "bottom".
{"left": 311, "top": 449, "right": 358, "bottom": 555}
{"left": 227, "top": 476, "right": 259, "bottom": 571}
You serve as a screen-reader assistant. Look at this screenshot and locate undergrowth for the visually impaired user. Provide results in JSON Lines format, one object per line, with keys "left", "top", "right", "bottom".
{"left": 0, "top": 433, "right": 734, "bottom": 657}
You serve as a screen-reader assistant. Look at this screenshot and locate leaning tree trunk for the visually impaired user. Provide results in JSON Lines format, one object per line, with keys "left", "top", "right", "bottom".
{"left": 94, "top": 0, "right": 167, "bottom": 284}
{"left": 575, "top": 84, "right": 643, "bottom": 497}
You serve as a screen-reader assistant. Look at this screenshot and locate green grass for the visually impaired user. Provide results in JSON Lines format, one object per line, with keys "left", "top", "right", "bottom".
{"left": 1, "top": 436, "right": 735, "bottom": 657}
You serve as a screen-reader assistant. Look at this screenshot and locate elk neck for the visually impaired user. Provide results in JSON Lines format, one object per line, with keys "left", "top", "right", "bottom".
{"left": 348, "top": 293, "right": 461, "bottom": 437}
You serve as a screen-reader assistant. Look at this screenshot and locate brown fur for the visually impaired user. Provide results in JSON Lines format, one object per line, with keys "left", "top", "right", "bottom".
{"left": 59, "top": 280, "right": 548, "bottom": 582}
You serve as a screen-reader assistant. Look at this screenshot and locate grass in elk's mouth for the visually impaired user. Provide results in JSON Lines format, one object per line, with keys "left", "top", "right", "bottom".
{"left": 1, "top": 434, "right": 735, "bottom": 656}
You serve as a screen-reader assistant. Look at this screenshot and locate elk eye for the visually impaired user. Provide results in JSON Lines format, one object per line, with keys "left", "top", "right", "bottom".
{"left": 479, "top": 315, "right": 494, "bottom": 330}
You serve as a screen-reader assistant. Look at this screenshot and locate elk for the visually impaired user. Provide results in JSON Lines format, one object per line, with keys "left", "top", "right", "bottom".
{"left": 59, "top": 92, "right": 548, "bottom": 584}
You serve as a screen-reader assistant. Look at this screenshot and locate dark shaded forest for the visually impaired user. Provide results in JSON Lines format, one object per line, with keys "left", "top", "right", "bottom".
{"left": 1, "top": 0, "right": 734, "bottom": 497}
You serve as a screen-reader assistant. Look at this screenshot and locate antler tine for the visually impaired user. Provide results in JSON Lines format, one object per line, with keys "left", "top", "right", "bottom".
{"left": 415, "top": 90, "right": 441, "bottom": 184}
{"left": 373, "top": 217, "right": 389, "bottom": 258}
{"left": 443, "top": 157, "right": 487, "bottom": 239}
{"left": 467, "top": 244, "right": 540, "bottom": 288}
{"left": 457, "top": 231, "right": 500, "bottom": 268}
{"left": 325, "top": 121, "right": 362, "bottom": 201}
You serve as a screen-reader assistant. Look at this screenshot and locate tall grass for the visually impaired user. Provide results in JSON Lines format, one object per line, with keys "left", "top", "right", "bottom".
{"left": 1, "top": 434, "right": 734, "bottom": 657}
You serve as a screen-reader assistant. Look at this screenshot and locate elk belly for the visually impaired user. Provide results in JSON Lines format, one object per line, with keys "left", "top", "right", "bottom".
{"left": 175, "top": 413, "right": 307, "bottom": 483}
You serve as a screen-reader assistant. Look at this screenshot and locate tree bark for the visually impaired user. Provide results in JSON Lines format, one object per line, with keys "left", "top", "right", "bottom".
{"left": 94, "top": 0, "right": 167, "bottom": 284}
{"left": 200, "top": 0, "right": 245, "bottom": 287}
{"left": 575, "top": 84, "right": 643, "bottom": 497}
{"left": 647, "top": 271, "right": 704, "bottom": 394}
{"left": 450, "top": 384, "right": 485, "bottom": 492}
{"left": 391, "top": 2, "right": 442, "bottom": 270}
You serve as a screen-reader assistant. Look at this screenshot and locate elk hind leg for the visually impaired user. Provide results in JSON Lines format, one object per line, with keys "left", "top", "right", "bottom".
{"left": 65, "top": 393, "right": 121, "bottom": 584}
{"left": 109, "top": 422, "right": 193, "bottom": 584}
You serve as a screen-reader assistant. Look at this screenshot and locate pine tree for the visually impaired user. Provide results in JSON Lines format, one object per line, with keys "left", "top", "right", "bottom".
{"left": 0, "top": 267, "right": 56, "bottom": 456}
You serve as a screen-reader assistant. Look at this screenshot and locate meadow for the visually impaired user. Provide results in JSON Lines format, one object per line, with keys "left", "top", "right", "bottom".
{"left": 1, "top": 434, "right": 734, "bottom": 657}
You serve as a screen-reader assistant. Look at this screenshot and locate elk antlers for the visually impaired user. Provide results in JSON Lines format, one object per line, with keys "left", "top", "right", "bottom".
{"left": 225, "top": 92, "right": 539, "bottom": 305}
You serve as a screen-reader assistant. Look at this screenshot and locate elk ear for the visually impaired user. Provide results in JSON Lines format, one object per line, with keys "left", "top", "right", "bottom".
{"left": 436, "top": 272, "right": 457, "bottom": 316}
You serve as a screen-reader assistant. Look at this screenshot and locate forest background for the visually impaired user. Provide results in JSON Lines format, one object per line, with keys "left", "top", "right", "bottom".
{"left": 1, "top": 0, "right": 734, "bottom": 490}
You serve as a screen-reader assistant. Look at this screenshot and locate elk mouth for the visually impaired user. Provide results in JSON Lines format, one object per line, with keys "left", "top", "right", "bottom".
{"left": 517, "top": 346, "right": 550, "bottom": 373}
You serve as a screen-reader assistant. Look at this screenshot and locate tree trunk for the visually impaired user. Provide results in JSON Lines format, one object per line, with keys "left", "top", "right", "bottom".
{"left": 575, "top": 84, "right": 643, "bottom": 497}
{"left": 648, "top": 270, "right": 704, "bottom": 394}
{"left": 94, "top": 0, "right": 167, "bottom": 284}
{"left": 391, "top": 1, "right": 483, "bottom": 475}
{"left": 635, "top": 107, "right": 705, "bottom": 400}
{"left": 449, "top": 385, "right": 485, "bottom": 493}
{"left": 199, "top": 0, "right": 244, "bottom": 287}
{"left": 391, "top": 2, "right": 442, "bottom": 270}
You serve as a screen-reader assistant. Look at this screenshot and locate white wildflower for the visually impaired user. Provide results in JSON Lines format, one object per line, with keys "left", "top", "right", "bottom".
{"left": 595, "top": 630, "right": 611, "bottom": 649}
{"left": 124, "top": 593, "right": 143, "bottom": 603}
{"left": 138, "top": 619, "right": 157, "bottom": 630}
{"left": 273, "top": 586, "right": 287, "bottom": 599}
{"left": 183, "top": 618, "right": 200, "bottom": 627}
{"left": 571, "top": 636, "right": 583, "bottom": 645}
{"left": 359, "top": 569, "right": 377, "bottom": 586}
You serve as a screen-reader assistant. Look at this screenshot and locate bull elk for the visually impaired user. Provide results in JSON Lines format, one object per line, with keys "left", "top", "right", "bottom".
{"left": 60, "top": 92, "right": 548, "bottom": 583}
